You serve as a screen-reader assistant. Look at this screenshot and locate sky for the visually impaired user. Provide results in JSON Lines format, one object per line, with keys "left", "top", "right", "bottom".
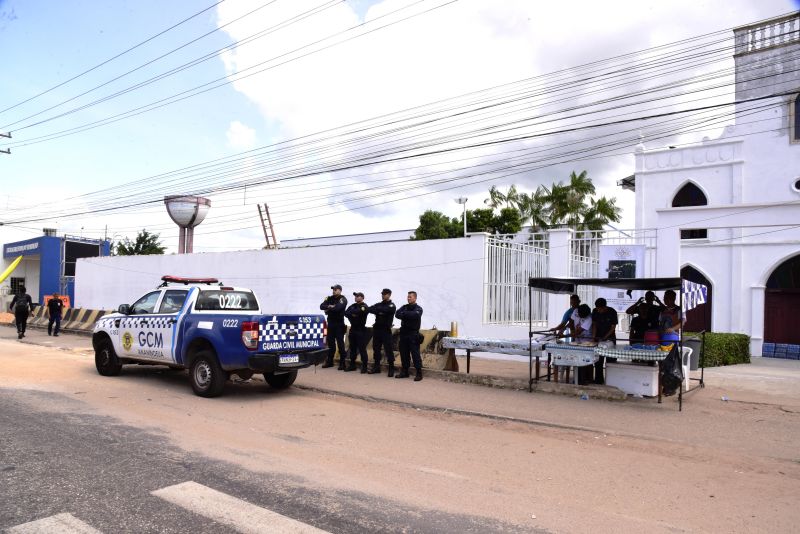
{"left": 1, "top": 0, "right": 798, "bottom": 253}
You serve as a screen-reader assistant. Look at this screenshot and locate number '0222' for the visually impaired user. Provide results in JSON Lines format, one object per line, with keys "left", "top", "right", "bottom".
{"left": 217, "top": 294, "right": 242, "bottom": 309}
{"left": 222, "top": 319, "right": 239, "bottom": 328}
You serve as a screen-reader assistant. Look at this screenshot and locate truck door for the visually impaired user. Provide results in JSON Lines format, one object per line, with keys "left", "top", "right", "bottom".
{"left": 118, "top": 290, "right": 166, "bottom": 361}
{"left": 154, "top": 289, "right": 189, "bottom": 364}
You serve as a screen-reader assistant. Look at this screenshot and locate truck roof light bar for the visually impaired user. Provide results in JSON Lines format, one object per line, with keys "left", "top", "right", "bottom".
{"left": 160, "top": 275, "right": 220, "bottom": 287}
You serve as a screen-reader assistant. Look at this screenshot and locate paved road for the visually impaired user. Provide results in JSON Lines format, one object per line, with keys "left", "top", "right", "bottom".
{"left": 1, "top": 324, "right": 799, "bottom": 533}
{"left": 0, "top": 387, "right": 528, "bottom": 533}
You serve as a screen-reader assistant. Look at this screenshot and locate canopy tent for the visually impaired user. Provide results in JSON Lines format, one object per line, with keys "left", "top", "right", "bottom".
{"left": 528, "top": 276, "right": 707, "bottom": 410}
{"left": 528, "top": 277, "right": 707, "bottom": 313}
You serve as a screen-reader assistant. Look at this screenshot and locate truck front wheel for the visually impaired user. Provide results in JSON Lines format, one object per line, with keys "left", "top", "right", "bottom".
{"left": 190, "top": 350, "right": 226, "bottom": 397}
{"left": 95, "top": 338, "right": 122, "bottom": 376}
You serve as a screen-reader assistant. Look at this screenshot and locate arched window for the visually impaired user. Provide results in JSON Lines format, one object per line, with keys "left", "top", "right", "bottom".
{"left": 672, "top": 182, "right": 708, "bottom": 239}
{"left": 794, "top": 94, "right": 800, "bottom": 143}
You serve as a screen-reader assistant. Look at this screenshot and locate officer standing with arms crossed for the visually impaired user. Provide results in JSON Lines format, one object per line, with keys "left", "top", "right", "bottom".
{"left": 395, "top": 290, "right": 424, "bottom": 381}
{"left": 344, "top": 291, "right": 369, "bottom": 373}
{"left": 367, "top": 288, "right": 396, "bottom": 377}
{"left": 320, "top": 284, "right": 348, "bottom": 369}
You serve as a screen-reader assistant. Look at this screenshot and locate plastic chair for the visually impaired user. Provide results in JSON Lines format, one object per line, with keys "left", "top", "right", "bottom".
{"left": 681, "top": 346, "right": 692, "bottom": 392}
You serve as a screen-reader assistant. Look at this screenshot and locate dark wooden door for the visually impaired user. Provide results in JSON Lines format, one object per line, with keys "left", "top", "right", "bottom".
{"left": 681, "top": 266, "right": 712, "bottom": 332}
{"left": 764, "top": 290, "right": 800, "bottom": 344}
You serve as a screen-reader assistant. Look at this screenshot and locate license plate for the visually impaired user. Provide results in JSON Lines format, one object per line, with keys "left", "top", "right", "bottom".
{"left": 279, "top": 355, "right": 299, "bottom": 364}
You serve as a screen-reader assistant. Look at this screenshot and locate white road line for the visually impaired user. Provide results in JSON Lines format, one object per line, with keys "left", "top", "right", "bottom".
{"left": 151, "top": 481, "right": 331, "bottom": 534}
{"left": 7, "top": 513, "right": 103, "bottom": 534}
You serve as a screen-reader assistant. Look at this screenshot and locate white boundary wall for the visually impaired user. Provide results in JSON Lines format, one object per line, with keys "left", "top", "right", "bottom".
{"left": 76, "top": 234, "right": 529, "bottom": 340}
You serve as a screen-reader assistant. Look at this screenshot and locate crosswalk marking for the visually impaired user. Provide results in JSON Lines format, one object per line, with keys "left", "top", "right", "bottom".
{"left": 7, "top": 513, "right": 103, "bottom": 534}
{"left": 151, "top": 481, "right": 330, "bottom": 534}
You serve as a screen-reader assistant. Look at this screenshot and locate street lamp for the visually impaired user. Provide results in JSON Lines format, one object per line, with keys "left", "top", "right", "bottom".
{"left": 455, "top": 197, "right": 468, "bottom": 237}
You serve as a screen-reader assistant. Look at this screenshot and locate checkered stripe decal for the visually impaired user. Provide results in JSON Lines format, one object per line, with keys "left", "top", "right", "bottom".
{"left": 95, "top": 316, "right": 175, "bottom": 329}
{"left": 595, "top": 347, "right": 669, "bottom": 362}
{"left": 259, "top": 322, "right": 324, "bottom": 341}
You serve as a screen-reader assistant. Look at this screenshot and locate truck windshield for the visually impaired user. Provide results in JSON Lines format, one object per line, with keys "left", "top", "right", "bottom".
{"left": 195, "top": 290, "right": 259, "bottom": 311}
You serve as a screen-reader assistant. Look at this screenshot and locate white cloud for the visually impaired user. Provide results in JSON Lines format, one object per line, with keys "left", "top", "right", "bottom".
{"left": 225, "top": 120, "right": 257, "bottom": 150}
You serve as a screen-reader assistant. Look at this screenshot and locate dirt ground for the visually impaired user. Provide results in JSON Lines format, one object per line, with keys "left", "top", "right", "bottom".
{"left": 2, "top": 328, "right": 799, "bottom": 533}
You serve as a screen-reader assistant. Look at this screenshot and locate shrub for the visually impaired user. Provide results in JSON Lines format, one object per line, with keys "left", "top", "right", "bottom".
{"left": 685, "top": 332, "right": 750, "bottom": 367}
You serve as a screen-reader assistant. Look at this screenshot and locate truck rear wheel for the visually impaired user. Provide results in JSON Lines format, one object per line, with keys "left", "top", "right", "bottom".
{"left": 264, "top": 370, "right": 298, "bottom": 389}
{"left": 95, "top": 338, "right": 122, "bottom": 376}
{"left": 190, "top": 350, "right": 226, "bottom": 397}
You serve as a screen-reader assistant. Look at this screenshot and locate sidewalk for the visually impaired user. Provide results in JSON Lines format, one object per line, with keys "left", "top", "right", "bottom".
{"left": 4, "top": 323, "right": 800, "bottom": 460}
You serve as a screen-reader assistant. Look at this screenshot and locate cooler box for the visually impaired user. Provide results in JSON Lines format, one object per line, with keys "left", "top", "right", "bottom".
{"left": 606, "top": 362, "right": 658, "bottom": 397}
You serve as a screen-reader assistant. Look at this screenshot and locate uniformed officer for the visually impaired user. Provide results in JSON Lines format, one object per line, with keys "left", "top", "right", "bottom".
{"left": 320, "top": 284, "right": 348, "bottom": 369}
{"left": 395, "top": 290, "right": 424, "bottom": 381}
{"left": 344, "top": 292, "right": 370, "bottom": 373}
{"left": 367, "top": 288, "right": 396, "bottom": 377}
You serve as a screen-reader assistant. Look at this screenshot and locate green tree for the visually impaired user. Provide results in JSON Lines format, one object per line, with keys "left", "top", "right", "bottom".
{"left": 412, "top": 210, "right": 461, "bottom": 240}
{"left": 114, "top": 229, "right": 166, "bottom": 256}
{"left": 466, "top": 208, "right": 496, "bottom": 233}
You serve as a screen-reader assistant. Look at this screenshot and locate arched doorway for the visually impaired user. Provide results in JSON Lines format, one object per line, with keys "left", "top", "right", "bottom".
{"left": 681, "top": 265, "right": 712, "bottom": 332}
{"left": 765, "top": 255, "right": 800, "bottom": 344}
{"left": 673, "top": 182, "right": 708, "bottom": 239}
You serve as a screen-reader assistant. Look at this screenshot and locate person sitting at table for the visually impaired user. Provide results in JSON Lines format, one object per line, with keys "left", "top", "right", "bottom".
{"left": 659, "top": 289, "right": 685, "bottom": 346}
{"left": 591, "top": 297, "right": 618, "bottom": 384}
{"left": 627, "top": 292, "right": 661, "bottom": 343}
{"left": 548, "top": 294, "right": 581, "bottom": 342}
{"left": 573, "top": 304, "right": 593, "bottom": 341}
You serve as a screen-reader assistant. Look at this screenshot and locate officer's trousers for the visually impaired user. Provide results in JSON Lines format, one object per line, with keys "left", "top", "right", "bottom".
{"left": 326, "top": 323, "right": 346, "bottom": 364}
{"left": 371, "top": 327, "right": 394, "bottom": 366}
{"left": 347, "top": 328, "right": 369, "bottom": 365}
{"left": 399, "top": 333, "right": 422, "bottom": 371}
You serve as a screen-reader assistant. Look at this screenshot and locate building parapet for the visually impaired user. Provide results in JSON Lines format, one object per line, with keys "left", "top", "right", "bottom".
{"left": 734, "top": 13, "right": 799, "bottom": 57}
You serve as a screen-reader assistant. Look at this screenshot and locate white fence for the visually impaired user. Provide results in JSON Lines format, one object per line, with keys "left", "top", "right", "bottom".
{"left": 483, "top": 234, "right": 549, "bottom": 326}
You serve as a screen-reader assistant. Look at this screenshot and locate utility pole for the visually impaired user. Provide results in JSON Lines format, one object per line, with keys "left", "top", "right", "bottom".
{"left": 0, "top": 132, "right": 10, "bottom": 155}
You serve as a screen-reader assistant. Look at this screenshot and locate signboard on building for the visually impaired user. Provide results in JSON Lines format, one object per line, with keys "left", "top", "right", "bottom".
{"left": 598, "top": 244, "right": 646, "bottom": 312}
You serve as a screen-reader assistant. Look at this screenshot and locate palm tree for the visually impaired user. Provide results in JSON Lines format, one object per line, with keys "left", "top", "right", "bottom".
{"left": 485, "top": 184, "right": 519, "bottom": 210}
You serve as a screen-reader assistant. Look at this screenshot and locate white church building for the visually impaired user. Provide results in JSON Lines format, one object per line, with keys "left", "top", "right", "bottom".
{"left": 627, "top": 13, "right": 800, "bottom": 357}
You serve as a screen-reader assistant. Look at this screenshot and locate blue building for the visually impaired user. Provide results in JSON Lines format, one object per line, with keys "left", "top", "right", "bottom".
{"left": 2, "top": 232, "right": 111, "bottom": 306}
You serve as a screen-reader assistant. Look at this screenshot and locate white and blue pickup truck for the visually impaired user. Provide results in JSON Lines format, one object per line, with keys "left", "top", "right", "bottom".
{"left": 92, "top": 276, "right": 328, "bottom": 397}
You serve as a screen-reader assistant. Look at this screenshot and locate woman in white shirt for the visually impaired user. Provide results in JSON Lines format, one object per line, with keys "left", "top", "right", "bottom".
{"left": 573, "top": 304, "right": 593, "bottom": 341}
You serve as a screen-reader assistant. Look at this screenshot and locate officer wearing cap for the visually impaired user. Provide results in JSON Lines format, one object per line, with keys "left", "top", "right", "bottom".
{"left": 320, "top": 284, "right": 348, "bottom": 369}
{"left": 344, "top": 291, "right": 370, "bottom": 373}
{"left": 395, "top": 290, "right": 424, "bottom": 381}
{"left": 367, "top": 288, "right": 396, "bottom": 376}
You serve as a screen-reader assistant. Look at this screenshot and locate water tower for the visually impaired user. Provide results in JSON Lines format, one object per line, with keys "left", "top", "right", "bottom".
{"left": 164, "top": 195, "right": 211, "bottom": 254}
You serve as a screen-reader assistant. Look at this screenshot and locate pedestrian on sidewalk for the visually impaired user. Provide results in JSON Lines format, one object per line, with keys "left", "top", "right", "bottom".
{"left": 344, "top": 292, "right": 370, "bottom": 372}
{"left": 395, "top": 290, "right": 424, "bottom": 381}
{"left": 9, "top": 286, "right": 34, "bottom": 340}
{"left": 47, "top": 293, "right": 64, "bottom": 336}
{"left": 320, "top": 284, "right": 348, "bottom": 369}
{"left": 367, "top": 288, "right": 396, "bottom": 376}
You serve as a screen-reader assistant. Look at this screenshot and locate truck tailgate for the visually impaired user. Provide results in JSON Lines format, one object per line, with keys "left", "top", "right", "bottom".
{"left": 257, "top": 314, "right": 325, "bottom": 353}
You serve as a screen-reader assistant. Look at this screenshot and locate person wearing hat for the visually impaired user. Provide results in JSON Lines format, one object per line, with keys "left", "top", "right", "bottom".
{"left": 344, "top": 292, "right": 370, "bottom": 373}
{"left": 367, "top": 288, "right": 396, "bottom": 376}
{"left": 320, "top": 284, "right": 348, "bottom": 369}
{"left": 395, "top": 290, "right": 424, "bottom": 381}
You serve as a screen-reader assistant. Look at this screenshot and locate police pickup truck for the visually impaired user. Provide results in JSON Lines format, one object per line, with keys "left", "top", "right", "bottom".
{"left": 92, "top": 276, "right": 327, "bottom": 397}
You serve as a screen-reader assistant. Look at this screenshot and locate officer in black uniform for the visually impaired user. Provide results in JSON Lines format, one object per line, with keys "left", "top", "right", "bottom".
{"left": 9, "top": 286, "right": 34, "bottom": 340}
{"left": 320, "top": 284, "right": 347, "bottom": 369}
{"left": 344, "top": 291, "right": 370, "bottom": 373}
{"left": 367, "top": 288, "right": 396, "bottom": 377}
{"left": 395, "top": 290, "right": 424, "bottom": 381}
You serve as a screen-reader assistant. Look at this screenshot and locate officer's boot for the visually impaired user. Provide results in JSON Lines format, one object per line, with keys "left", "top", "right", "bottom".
{"left": 387, "top": 364, "right": 395, "bottom": 377}
{"left": 321, "top": 357, "right": 334, "bottom": 369}
{"left": 344, "top": 360, "right": 357, "bottom": 372}
{"left": 395, "top": 368, "right": 409, "bottom": 378}
{"left": 360, "top": 361, "right": 368, "bottom": 374}
{"left": 414, "top": 368, "right": 423, "bottom": 382}
{"left": 368, "top": 363, "right": 382, "bottom": 374}
{"left": 337, "top": 358, "right": 345, "bottom": 371}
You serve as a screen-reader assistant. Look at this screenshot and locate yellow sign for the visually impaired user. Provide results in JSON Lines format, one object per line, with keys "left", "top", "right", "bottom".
{"left": 0, "top": 256, "right": 23, "bottom": 284}
{"left": 122, "top": 332, "right": 133, "bottom": 351}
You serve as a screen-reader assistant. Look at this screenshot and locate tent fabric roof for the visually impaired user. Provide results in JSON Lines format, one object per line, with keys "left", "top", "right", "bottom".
{"left": 528, "top": 277, "right": 682, "bottom": 293}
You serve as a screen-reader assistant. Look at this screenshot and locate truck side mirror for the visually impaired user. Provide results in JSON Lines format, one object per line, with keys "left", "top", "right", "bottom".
{"left": 118, "top": 304, "right": 131, "bottom": 315}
